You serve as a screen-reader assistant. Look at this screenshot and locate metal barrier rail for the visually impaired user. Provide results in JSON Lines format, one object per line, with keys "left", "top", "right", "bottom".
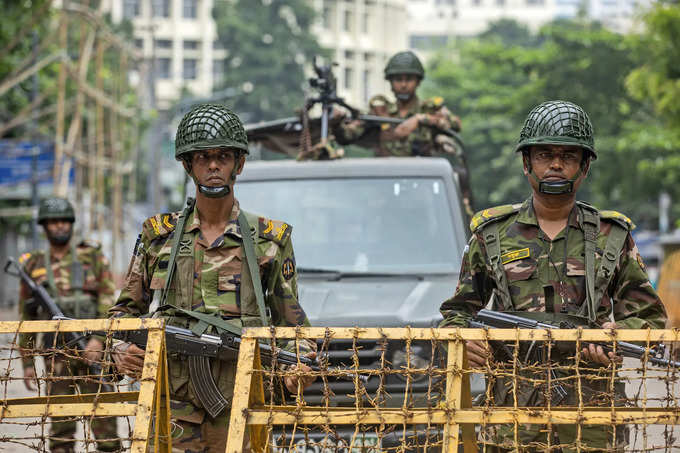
{"left": 0, "top": 318, "right": 171, "bottom": 453}
{"left": 226, "top": 327, "right": 680, "bottom": 453}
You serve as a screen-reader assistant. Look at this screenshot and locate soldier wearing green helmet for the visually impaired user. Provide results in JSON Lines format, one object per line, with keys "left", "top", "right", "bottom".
{"left": 110, "top": 104, "right": 316, "bottom": 452}
{"left": 337, "top": 50, "right": 462, "bottom": 157}
{"left": 18, "top": 196, "right": 121, "bottom": 452}
{"left": 440, "top": 100, "right": 666, "bottom": 451}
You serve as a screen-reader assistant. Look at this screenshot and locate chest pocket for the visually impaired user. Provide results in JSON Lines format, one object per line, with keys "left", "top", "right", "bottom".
{"left": 502, "top": 256, "right": 537, "bottom": 283}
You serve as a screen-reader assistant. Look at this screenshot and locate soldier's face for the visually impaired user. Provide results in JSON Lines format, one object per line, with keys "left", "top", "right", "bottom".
{"left": 524, "top": 145, "right": 589, "bottom": 191}
{"left": 44, "top": 219, "right": 73, "bottom": 246}
{"left": 389, "top": 74, "right": 420, "bottom": 101}
{"left": 189, "top": 148, "right": 245, "bottom": 187}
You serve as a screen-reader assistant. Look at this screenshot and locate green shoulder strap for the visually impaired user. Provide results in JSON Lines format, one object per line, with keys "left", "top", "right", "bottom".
{"left": 593, "top": 222, "right": 629, "bottom": 314}
{"left": 160, "top": 198, "right": 195, "bottom": 308}
{"left": 44, "top": 243, "right": 57, "bottom": 295}
{"left": 237, "top": 212, "right": 269, "bottom": 327}
{"left": 70, "top": 239, "right": 84, "bottom": 296}
{"left": 480, "top": 221, "right": 513, "bottom": 310}
{"left": 579, "top": 203, "right": 600, "bottom": 323}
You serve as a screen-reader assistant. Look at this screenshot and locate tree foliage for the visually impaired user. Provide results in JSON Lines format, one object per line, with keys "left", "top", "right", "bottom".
{"left": 213, "top": 0, "right": 325, "bottom": 122}
{"left": 423, "top": 15, "right": 679, "bottom": 228}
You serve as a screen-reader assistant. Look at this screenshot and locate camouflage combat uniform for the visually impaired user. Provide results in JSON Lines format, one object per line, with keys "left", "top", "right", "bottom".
{"left": 18, "top": 241, "right": 120, "bottom": 453}
{"left": 112, "top": 200, "right": 312, "bottom": 453}
{"left": 337, "top": 95, "right": 462, "bottom": 157}
{"left": 440, "top": 197, "right": 667, "bottom": 452}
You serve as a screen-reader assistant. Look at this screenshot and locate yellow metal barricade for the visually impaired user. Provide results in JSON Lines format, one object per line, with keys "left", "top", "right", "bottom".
{"left": 0, "top": 318, "right": 171, "bottom": 452}
{"left": 226, "top": 327, "right": 680, "bottom": 453}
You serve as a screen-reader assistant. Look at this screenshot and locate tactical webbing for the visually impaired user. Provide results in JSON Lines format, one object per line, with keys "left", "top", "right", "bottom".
{"left": 237, "top": 212, "right": 269, "bottom": 327}
{"left": 484, "top": 222, "right": 514, "bottom": 310}
{"left": 45, "top": 241, "right": 84, "bottom": 296}
{"left": 160, "top": 198, "right": 195, "bottom": 309}
{"left": 579, "top": 204, "right": 600, "bottom": 323}
{"left": 593, "top": 222, "right": 629, "bottom": 312}
{"left": 165, "top": 306, "right": 242, "bottom": 337}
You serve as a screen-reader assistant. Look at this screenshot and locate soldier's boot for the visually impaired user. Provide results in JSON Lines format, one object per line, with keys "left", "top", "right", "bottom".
{"left": 172, "top": 410, "right": 250, "bottom": 453}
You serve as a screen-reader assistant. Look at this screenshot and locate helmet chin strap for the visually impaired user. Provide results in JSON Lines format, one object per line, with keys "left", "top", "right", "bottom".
{"left": 527, "top": 161, "right": 584, "bottom": 195}
{"left": 187, "top": 159, "right": 239, "bottom": 199}
{"left": 47, "top": 229, "right": 72, "bottom": 246}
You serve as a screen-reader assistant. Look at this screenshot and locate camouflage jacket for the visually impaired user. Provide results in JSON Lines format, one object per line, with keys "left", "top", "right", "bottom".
{"left": 18, "top": 240, "right": 115, "bottom": 361}
{"left": 337, "top": 95, "right": 462, "bottom": 157}
{"left": 112, "top": 199, "right": 313, "bottom": 416}
{"left": 440, "top": 197, "right": 666, "bottom": 329}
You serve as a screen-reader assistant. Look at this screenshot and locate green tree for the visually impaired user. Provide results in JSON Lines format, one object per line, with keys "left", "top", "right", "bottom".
{"left": 213, "top": 0, "right": 325, "bottom": 122}
{"left": 424, "top": 18, "right": 664, "bottom": 227}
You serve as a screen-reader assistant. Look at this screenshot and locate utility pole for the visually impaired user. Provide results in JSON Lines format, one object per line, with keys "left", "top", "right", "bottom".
{"left": 30, "top": 31, "right": 40, "bottom": 250}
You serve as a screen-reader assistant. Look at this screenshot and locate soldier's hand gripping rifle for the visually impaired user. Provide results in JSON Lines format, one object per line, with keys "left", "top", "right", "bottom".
{"left": 7, "top": 257, "right": 365, "bottom": 416}
{"left": 469, "top": 309, "right": 680, "bottom": 404}
{"left": 471, "top": 309, "right": 680, "bottom": 368}
{"left": 4, "top": 257, "right": 104, "bottom": 377}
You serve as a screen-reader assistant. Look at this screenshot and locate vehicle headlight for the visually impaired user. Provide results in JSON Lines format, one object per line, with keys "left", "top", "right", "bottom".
{"left": 391, "top": 344, "right": 431, "bottom": 382}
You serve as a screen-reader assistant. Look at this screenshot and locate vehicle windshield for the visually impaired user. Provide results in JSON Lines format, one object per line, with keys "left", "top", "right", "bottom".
{"left": 236, "top": 177, "right": 462, "bottom": 274}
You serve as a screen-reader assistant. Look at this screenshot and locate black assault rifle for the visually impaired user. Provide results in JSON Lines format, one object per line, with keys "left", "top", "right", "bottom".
{"left": 5, "top": 257, "right": 104, "bottom": 378}
{"left": 6, "top": 257, "right": 365, "bottom": 418}
{"left": 470, "top": 309, "right": 680, "bottom": 369}
{"left": 468, "top": 309, "right": 680, "bottom": 405}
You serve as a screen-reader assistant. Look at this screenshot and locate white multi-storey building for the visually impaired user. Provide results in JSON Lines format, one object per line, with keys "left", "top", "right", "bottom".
{"left": 310, "top": 0, "right": 409, "bottom": 107}
{"left": 108, "top": 0, "right": 225, "bottom": 110}
{"left": 108, "top": 0, "right": 408, "bottom": 110}
{"left": 407, "top": 0, "right": 649, "bottom": 51}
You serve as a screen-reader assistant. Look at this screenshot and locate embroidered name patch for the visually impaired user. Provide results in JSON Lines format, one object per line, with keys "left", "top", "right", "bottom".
{"left": 501, "top": 248, "right": 530, "bottom": 265}
{"left": 282, "top": 257, "right": 295, "bottom": 280}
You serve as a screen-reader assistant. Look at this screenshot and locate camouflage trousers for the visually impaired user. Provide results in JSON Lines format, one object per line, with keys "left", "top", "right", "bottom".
{"left": 169, "top": 401, "right": 251, "bottom": 453}
{"left": 45, "top": 355, "right": 121, "bottom": 452}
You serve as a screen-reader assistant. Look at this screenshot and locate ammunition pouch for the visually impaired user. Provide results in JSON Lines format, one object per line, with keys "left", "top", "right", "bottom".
{"left": 56, "top": 294, "right": 97, "bottom": 319}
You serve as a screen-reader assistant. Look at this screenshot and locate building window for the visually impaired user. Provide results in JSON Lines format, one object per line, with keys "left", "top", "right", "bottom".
{"left": 345, "top": 50, "right": 354, "bottom": 60}
{"left": 497, "top": 0, "right": 505, "bottom": 5}
{"left": 184, "top": 40, "right": 199, "bottom": 50}
{"left": 134, "top": 38, "right": 143, "bottom": 49}
{"left": 152, "top": 0, "right": 170, "bottom": 17}
{"left": 526, "top": 0, "right": 544, "bottom": 4}
{"left": 123, "top": 0, "right": 140, "bottom": 18}
{"left": 472, "top": 0, "right": 482, "bottom": 5}
{"left": 343, "top": 8, "right": 353, "bottom": 32}
{"left": 322, "top": 3, "right": 332, "bottom": 28}
{"left": 183, "top": 0, "right": 198, "bottom": 19}
{"left": 344, "top": 67, "right": 353, "bottom": 90}
{"left": 183, "top": 58, "right": 197, "bottom": 79}
{"left": 361, "top": 12, "right": 370, "bottom": 33}
{"left": 156, "top": 58, "right": 171, "bottom": 79}
{"left": 155, "top": 39, "right": 172, "bottom": 50}
{"left": 213, "top": 59, "right": 225, "bottom": 85}
{"left": 362, "top": 70, "right": 371, "bottom": 103}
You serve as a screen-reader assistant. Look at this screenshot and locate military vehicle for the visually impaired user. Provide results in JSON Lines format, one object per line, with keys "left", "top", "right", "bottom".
{"left": 221, "top": 59, "right": 474, "bottom": 451}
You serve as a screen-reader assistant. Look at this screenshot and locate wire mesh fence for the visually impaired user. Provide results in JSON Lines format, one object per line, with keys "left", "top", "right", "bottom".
{"left": 0, "top": 318, "right": 170, "bottom": 453}
{"left": 227, "top": 327, "right": 680, "bottom": 453}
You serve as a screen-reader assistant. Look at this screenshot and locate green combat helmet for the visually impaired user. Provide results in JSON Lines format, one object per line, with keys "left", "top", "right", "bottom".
{"left": 37, "top": 197, "right": 75, "bottom": 225}
{"left": 516, "top": 100, "right": 595, "bottom": 195}
{"left": 384, "top": 51, "right": 425, "bottom": 81}
{"left": 175, "top": 104, "right": 249, "bottom": 198}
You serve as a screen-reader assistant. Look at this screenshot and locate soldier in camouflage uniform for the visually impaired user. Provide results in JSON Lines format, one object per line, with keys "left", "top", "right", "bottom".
{"left": 110, "top": 104, "right": 315, "bottom": 453}
{"left": 18, "top": 197, "right": 121, "bottom": 453}
{"left": 336, "top": 50, "right": 461, "bottom": 157}
{"left": 439, "top": 101, "right": 667, "bottom": 452}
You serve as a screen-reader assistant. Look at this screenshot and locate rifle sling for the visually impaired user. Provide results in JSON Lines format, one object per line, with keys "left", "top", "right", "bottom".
{"left": 160, "top": 198, "right": 195, "bottom": 309}
{"left": 237, "top": 212, "right": 269, "bottom": 327}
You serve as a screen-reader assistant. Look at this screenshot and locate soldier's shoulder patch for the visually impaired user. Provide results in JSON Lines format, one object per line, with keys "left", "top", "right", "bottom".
{"left": 18, "top": 252, "right": 32, "bottom": 265}
{"left": 600, "top": 210, "right": 635, "bottom": 231}
{"left": 258, "top": 216, "right": 292, "bottom": 245}
{"left": 143, "top": 212, "right": 179, "bottom": 239}
{"left": 469, "top": 204, "right": 522, "bottom": 232}
{"left": 282, "top": 257, "right": 295, "bottom": 280}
